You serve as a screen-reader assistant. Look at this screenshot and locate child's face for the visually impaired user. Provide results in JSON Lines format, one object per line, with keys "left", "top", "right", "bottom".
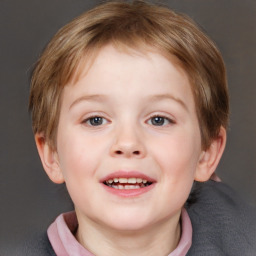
{"left": 52, "top": 45, "right": 206, "bottom": 231}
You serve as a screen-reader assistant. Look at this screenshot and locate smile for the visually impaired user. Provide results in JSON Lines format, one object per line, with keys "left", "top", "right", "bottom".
{"left": 104, "top": 177, "right": 152, "bottom": 189}
{"left": 101, "top": 171, "right": 156, "bottom": 197}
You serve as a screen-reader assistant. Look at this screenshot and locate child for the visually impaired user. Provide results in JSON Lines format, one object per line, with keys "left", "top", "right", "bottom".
{"left": 29, "top": 1, "right": 256, "bottom": 255}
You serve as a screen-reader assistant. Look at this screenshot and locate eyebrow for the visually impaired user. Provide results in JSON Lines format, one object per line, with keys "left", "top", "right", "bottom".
{"left": 69, "top": 93, "right": 188, "bottom": 111}
{"left": 69, "top": 94, "right": 107, "bottom": 110}
{"left": 149, "top": 94, "right": 188, "bottom": 111}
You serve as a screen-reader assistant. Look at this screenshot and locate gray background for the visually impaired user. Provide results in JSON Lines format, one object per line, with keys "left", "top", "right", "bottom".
{"left": 0, "top": 0, "right": 255, "bottom": 254}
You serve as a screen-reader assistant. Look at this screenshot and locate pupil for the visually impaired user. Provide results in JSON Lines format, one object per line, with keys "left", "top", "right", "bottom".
{"left": 90, "top": 117, "right": 103, "bottom": 126}
{"left": 152, "top": 117, "right": 164, "bottom": 126}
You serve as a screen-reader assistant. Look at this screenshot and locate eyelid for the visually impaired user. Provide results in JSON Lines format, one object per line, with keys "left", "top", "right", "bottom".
{"left": 81, "top": 112, "right": 111, "bottom": 126}
{"left": 85, "top": 116, "right": 107, "bottom": 125}
{"left": 146, "top": 113, "right": 176, "bottom": 126}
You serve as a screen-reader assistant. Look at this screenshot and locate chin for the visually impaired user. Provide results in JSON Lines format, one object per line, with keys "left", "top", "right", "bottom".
{"left": 99, "top": 211, "right": 156, "bottom": 232}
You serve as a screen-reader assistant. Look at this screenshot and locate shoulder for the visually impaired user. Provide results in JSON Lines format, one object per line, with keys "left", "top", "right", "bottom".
{"left": 21, "top": 230, "right": 56, "bottom": 256}
{"left": 186, "top": 180, "right": 256, "bottom": 256}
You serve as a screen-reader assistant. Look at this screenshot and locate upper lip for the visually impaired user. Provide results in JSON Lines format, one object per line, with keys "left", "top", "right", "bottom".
{"left": 100, "top": 170, "right": 156, "bottom": 183}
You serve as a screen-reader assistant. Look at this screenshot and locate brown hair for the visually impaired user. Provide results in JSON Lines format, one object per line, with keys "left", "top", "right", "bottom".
{"left": 29, "top": 0, "right": 229, "bottom": 150}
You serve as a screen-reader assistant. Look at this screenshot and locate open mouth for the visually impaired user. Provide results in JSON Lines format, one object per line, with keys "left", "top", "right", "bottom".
{"left": 103, "top": 177, "right": 153, "bottom": 189}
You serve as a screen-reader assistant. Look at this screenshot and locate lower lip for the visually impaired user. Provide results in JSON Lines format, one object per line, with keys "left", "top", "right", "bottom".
{"left": 102, "top": 183, "right": 156, "bottom": 197}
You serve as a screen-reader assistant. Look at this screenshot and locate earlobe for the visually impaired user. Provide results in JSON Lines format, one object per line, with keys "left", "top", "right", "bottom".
{"left": 35, "top": 133, "right": 65, "bottom": 184}
{"left": 195, "top": 127, "right": 226, "bottom": 182}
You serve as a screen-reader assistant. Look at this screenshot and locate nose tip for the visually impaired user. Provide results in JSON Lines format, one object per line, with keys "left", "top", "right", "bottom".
{"left": 110, "top": 129, "right": 146, "bottom": 158}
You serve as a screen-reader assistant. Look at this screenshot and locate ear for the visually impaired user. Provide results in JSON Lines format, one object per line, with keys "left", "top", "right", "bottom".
{"left": 195, "top": 126, "right": 226, "bottom": 182}
{"left": 35, "top": 133, "right": 65, "bottom": 184}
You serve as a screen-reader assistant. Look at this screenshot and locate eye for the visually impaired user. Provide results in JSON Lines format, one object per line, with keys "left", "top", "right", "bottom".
{"left": 83, "top": 116, "right": 108, "bottom": 126}
{"left": 147, "top": 115, "right": 173, "bottom": 126}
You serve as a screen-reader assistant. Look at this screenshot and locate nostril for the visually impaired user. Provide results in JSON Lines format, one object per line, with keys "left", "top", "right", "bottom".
{"left": 114, "top": 150, "right": 140, "bottom": 155}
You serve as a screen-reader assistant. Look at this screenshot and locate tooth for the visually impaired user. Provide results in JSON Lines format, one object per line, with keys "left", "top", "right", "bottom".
{"left": 112, "top": 185, "right": 118, "bottom": 189}
{"left": 119, "top": 178, "right": 128, "bottom": 183}
{"left": 128, "top": 178, "right": 137, "bottom": 184}
{"left": 114, "top": 178, "right": 119, "bottom": 183}
{"left": 136, "top": 178, "right": 142, "bottom": 183}
{"left": 108, "top": 179, "right": 113, "bottom": 184}
{"left": 124, "top": 185, "right": 138, "bottom": 189}
{"left": 142, "top": 179, "right": 147, "bottom": 183}
{"left": 118, "top": 185, "right": 124, "bottom": 189}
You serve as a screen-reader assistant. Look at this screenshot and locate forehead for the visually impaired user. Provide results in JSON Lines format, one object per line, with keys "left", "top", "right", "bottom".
{"left": 70, "top": 43, "right": 189, "bottom": 83}
{"left": 62, "top": 44, "right": 196, "bottom": 115}
{"left": 70, "top": 44, "right": 191, "bottom": 91}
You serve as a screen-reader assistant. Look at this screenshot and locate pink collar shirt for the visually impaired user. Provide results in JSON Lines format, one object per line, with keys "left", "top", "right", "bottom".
{"left": 48, "top": 208, "right": 192, "bottom": 256}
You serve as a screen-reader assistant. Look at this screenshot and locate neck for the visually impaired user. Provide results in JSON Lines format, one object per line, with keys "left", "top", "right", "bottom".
{"left": 75, "top": 211, "right": 181, "bottom": 256}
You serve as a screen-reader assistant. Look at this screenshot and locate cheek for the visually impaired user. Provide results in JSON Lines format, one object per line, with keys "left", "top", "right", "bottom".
{"left": 56, "top": 134, "right": 100, "bottom": 207}
{"left": 57, "top": 125, "right": 107, "bottom": 167}
{"left": 157, "top": 137, "right": 200, "bottom": 208}
{"left": 155, "top": 133, "right": 201, "bottom": 181}
{"left": 56, "top": 130, "right": 96, "bottom": 178}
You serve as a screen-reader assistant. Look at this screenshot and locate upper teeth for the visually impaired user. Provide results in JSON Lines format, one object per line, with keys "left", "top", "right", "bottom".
{"left": 106, "top": 178, "right": 148, "bottom": 184}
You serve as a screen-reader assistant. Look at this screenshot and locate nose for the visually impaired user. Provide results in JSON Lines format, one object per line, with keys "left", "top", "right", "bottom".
{"left": 110, "top": 126, "right": 146, "bottom": 158}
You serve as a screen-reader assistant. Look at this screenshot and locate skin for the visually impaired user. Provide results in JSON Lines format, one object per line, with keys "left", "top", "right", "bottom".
{"left": 36, "top": 45, "right": 226, "bottom": 256}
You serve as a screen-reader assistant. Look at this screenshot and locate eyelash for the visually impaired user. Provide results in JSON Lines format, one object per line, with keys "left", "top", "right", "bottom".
{"left": 81, "top": 114, "right": 175, "bottom": 127}
{"left": 82, "top": 115, "right": 109, "bottom": 127}
{"left": 147, "top": 115, "right": 175, "bottom": 127}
